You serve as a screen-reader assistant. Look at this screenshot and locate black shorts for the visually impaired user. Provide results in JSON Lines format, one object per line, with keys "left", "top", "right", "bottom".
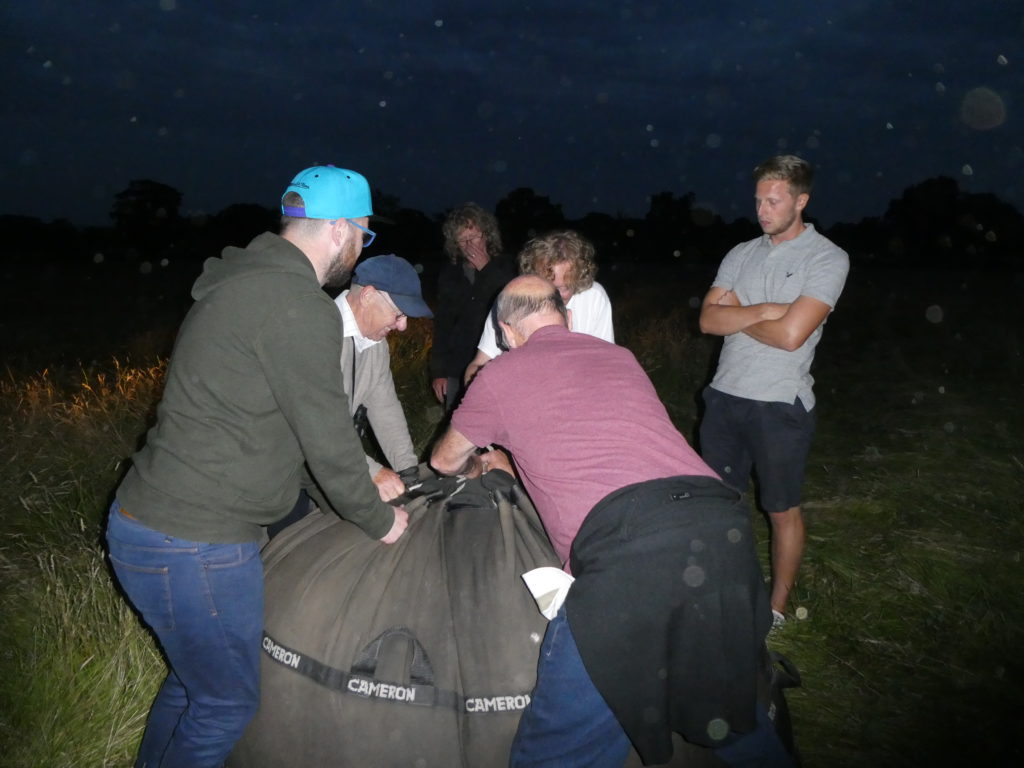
{"left": 699, "top": 386, "right": 816, "bottom": 513}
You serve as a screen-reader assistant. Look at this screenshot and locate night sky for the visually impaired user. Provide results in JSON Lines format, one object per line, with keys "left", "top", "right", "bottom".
{"left": 3, "top": 0, "right": 1022, "bottom": 229}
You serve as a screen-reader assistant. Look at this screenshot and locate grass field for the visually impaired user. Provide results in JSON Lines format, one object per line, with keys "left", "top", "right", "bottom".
{"left": 770, "top": 269, "right": 1024, "bottom": 766}
{"left": 0, "top": 263, "right": 1021, "bottom": 767}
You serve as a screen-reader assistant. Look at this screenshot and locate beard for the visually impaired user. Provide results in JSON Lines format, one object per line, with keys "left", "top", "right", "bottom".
{"left": 322, "top": 242, "right": 358, "bottom": 289}
{"left": 322, "top": 260, "right": 353, "bottom": 290}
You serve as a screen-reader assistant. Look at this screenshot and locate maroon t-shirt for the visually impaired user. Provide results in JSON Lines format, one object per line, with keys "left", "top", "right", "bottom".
{"left": 452, "top": 325, "right": 718, "bottom": 567}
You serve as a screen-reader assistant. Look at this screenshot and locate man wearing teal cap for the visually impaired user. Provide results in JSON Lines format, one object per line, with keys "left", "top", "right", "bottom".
{"left": 106, "top": 165, "right": 409, "bottom": 767}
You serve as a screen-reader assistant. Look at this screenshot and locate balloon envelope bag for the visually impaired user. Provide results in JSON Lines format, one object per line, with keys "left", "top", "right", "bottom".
{"left": 229, "top": 470, "right": 559, "bottom": 768}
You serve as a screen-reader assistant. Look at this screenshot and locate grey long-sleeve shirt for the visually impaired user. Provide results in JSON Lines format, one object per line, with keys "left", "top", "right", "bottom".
{"left": 339, "top": 331, "right": 418, "bottom": 477}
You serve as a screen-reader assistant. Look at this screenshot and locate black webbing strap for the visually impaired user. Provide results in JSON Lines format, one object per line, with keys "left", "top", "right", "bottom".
{"left": 350, "top": 626, "right": 436, "bottom": 687}
{"left": 769, "top": 649, "right": 802, "bottom": 690}
{"left": 262, "top": 629, "right": 532, "bottom": 714}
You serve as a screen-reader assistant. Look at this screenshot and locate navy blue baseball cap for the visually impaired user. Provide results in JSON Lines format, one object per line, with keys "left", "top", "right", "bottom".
{"left": 281, "top": 165, "right": 372, "bottom": 219}
{"left": 354, "top": 255, "right": 433, "bottom": 318}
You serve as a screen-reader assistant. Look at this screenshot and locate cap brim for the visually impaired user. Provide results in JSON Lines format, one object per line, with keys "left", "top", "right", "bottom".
{"left": 391, "top": 294, "right": 433, "bottom": 319}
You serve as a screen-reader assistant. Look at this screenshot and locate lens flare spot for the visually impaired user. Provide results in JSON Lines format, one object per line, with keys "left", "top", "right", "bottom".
{"left": 683, "top": 565, "right": 705, "bottom": 587}
{"left": 960, "top": 87, "right": 1006, "bottom": 130}
{"left": 707, "top": 718, "right": 730, "bottom": 741}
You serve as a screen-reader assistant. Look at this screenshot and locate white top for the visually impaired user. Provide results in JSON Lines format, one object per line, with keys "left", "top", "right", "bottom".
{"left": 336, "top": 290, "right": 379, "bottom": 352}
{"left": 476, "top": 281, "right": 615, "bottom": 358}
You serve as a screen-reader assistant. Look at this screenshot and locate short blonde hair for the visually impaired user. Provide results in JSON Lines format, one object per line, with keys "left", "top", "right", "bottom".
{"left": 753, "top": 155, "right": 814, "bottom": 197}
{"left": 518, "top": 230, "right": 597, "bottom": 294}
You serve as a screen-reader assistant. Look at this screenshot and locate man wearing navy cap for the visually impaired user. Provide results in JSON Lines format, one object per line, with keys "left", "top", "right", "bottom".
{"left": 336, "top": 254, "right": 433, "bottom": 500}
{"left": 106, "top": 165, "right": 408, "bottom": 767}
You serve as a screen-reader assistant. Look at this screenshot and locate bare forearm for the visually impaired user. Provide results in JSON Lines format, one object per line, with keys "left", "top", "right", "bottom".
{"left": 743, "top": 295, "right": 832, "bottom": 351}
{"left": 456, "top": 453, "right": 485, "bottom": 478}
{"left": 430, "top": 427, "right": 480, "bottom": 476}
{"left": 700, "top": 303, "right": 786, "bottom": 336}
{"left": 433, "top": 450, "right": 483, "bottom": 478}
{"left": 742, "top": 318, "right": 800, "bottom": 350}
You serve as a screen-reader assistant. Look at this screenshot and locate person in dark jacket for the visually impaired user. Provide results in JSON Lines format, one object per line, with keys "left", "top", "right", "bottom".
{"left": 429, "top": 202, "right": 515, "bottom": 409}
{"left": 431, "top": 276, "right": 793, "bottom": 768}
{"left": 106, "top": 165, "right": 409, "bottom": 768}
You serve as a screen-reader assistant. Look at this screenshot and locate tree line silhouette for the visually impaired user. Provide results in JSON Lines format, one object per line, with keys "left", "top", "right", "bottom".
{"left": 2, "top": 176, "right": 1022, "bottom": 275}
{"left": 1, "top": 175, "right": 1020, "bottom": 374}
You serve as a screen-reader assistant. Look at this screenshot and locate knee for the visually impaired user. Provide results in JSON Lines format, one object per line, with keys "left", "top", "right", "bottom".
{"left": 769, "top": 507, "right": 803, "bottom": 532}
{"left": 233, "top": 684, "right": 261, "bottom": 730}
{"left": 217, "top": 702, "right": 259, "bottom": 753}
{"left": 198, "top": 688, "right": 260, "bottom": 740}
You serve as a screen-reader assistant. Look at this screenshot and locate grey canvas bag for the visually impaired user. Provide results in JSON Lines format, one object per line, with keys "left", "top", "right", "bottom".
{"left": 229, "top": 470, "right": 559, "bottom": 768}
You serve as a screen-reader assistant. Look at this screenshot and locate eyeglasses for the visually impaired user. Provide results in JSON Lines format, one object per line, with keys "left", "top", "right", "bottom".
{"left": 346, "top": 219, "right": 376, "bottom": 248}
{"left": 376, "top": 291, "right": 406, "bottom": 323}
{"left": 457, "top": 231, "right": 483, "bottom": 248}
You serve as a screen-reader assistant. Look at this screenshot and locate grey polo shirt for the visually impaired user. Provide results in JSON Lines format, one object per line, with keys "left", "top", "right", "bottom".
{"left": 709, "top": 223, "right": 849, "bottom": 410}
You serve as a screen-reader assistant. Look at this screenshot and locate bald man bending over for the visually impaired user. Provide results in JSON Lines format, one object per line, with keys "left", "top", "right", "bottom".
{"left": 431, "top": 276, "right": 793, "bottom": 768}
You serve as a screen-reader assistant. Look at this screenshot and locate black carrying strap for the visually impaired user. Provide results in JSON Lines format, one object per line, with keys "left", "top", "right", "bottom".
{"left": 351, "top": 626, "right": 435, "bottom": 686}
{"left": 386, "top": 468, "right": 516, "bottom": 510}
{"left": 764, "top": 649, "right": 803, "bottom": 766}
{"left": 387, "top": 475, "right": 459, "bottom": 508}
{"left": 263, "top": 629, "right": 455, "bottom": 709}
{"left": 262, "top": 628, "right": 532, "bottom": 714}
{"left": 769, "top": 649, "right": 802, "bottom": 690}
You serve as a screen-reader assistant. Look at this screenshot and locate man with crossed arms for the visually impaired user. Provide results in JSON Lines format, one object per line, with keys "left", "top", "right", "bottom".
{"left": 699, "top": 154, "right": 849, "bottom": 626}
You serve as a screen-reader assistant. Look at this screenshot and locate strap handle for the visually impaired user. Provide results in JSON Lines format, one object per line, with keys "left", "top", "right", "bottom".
{"left": 350, "top": 626, "right": 435, "bottom": 687}
{"left": 387, "top": 475, "right": 456, "bottom": 508}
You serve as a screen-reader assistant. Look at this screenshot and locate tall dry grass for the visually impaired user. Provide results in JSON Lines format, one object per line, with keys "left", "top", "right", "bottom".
{"left": 0, "top": 361, "right": 167, "bottom": 767}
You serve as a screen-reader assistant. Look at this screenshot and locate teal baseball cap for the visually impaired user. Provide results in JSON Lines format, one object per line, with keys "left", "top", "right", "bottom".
{"left": 281, "top": 165, "right": 373, "bottom": 220}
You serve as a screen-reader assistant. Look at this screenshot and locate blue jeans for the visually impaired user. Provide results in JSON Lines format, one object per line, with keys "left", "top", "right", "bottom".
{"left": 106, "top": 501, "right": 263, "bottom": 768}
{"left": 510, "top": 606, "right": 632, "bottom": 768}
{"left": 714, "top": 705, "right": 797, "bottom": 768}
{"left": 510, "top": 608, "right": 795, "bottom": 768}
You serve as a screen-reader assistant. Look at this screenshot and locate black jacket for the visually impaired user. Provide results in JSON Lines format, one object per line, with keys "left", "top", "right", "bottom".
{"left": 429, "top": 256, "right": 515, "bottom": 379}
{"left": 566, "top": 475, "right": 772, "bottom": 764}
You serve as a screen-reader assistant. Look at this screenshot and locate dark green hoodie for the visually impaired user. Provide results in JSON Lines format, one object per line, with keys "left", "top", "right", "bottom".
{"left": 116, "top": 232, "right": 394, "bottom": 542}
